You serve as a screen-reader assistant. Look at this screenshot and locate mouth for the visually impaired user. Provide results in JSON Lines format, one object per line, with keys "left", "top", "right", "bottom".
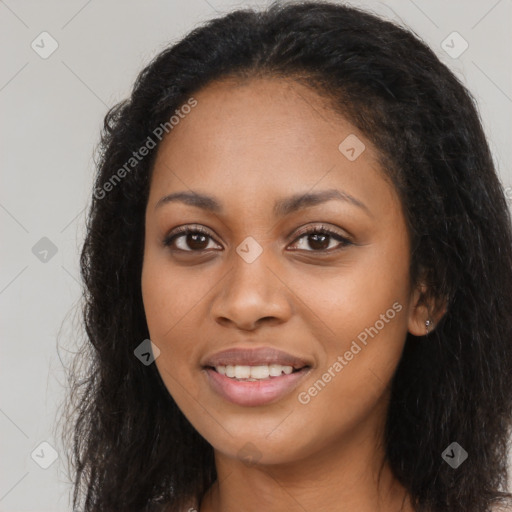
{"left": 206, "top": 363, "right": 309, "bottom": 381}
{"left": 201, "top": 347, "right": 312, "bottom": 406}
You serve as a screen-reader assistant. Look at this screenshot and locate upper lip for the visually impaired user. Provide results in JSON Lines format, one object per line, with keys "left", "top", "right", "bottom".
{"left": 202, "top": 347, "right": 311, "bottom": 369}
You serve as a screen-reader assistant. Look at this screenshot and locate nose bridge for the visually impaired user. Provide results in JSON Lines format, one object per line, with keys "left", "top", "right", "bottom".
{"left": 231, "top": 245, "right": 274, "bottom": 297}
{"left": 210, "top": 239, "right": 292, "bottom": 328}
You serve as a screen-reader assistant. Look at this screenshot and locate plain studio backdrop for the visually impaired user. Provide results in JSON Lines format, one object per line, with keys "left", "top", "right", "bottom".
{"left": 1, "top": 0, "right": 511, "bottom": 510}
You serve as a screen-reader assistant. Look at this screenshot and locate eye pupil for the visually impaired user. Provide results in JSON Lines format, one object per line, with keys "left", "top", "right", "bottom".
{"left": 308, "top": 233, "right": 330, "bottom": 251}
{"left": 187, "top": 233, "right": 209, "bottom": 250}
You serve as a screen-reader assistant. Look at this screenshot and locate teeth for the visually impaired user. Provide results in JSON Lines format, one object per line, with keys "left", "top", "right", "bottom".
{"left": 250, "top": 365, "right": 270, "bottom": 379}
{"left": 270, "top": 364, "right": 293, "bottom": 376}
{"left": 235, "top": 366, "right": 251, "bottom": 379}
{"left": 214, "top": 364, "right": 296, "bottom": 380}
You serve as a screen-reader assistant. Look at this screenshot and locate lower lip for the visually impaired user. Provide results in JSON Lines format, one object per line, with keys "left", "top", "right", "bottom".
{"left": 204, "top": 367, "right": 311, "bottom": 407}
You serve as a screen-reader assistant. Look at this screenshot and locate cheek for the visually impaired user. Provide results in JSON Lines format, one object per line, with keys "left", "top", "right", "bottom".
{"left": 141, "top": 250, "right": 206, "bottom": 340}
{"left": 340, "top": 230, "right": 411, "bottom": 332}
{"left": 287, "top": 243, "right": 410, "bottom": 351}
{"left": 290, "top": 240, "right": 411, "bottom": 420}
{"left": 291, "top": 305, "right": 407, "bottom": 459}
{"left": 141, "top": 251, "right": 213, "bottom": 406}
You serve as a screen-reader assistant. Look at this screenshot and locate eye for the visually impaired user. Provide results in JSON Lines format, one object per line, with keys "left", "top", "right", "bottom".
{"left": 288, "top": 224, "right": 352, "bottom": 252}
{"left": 163, "top": 225, "right": 222, "bottom": 252}
{"left": 163, "top": 223, "right": 352, "bottom": 254}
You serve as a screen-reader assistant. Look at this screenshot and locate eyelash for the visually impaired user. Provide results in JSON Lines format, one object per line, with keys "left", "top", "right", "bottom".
{"left": 163, "top": 224, "right": 352, "bottom": 254}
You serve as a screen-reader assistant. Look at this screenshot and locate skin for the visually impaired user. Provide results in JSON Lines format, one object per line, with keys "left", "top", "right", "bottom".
{"left": 141, "top": 77, "right": 441, "bottom": 512}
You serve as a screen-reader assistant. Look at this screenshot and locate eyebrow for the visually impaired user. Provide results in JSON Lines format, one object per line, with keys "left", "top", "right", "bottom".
{"left": 155, "top": 188, "right": 371, "bottom": 217}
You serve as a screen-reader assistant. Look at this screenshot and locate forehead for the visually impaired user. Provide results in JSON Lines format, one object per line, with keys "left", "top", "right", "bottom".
{"left": 148, "top": 77, "right": 399, "bottom": 219}
{"left": 164, "top": 76, "right": 347, "bottom": 156}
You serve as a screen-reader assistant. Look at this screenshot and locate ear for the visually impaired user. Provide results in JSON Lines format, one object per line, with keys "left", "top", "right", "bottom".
{"left": 407, "top": 281, "right": 448, "bottom": 336}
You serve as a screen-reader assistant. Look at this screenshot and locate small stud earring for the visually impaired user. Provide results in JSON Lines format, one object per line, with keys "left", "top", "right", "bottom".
{"left": 425, "top": 319, "right": 434, "bottom": 335}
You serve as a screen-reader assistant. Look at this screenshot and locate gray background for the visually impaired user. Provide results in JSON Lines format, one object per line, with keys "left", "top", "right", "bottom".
{"left": 1, "top": 0, "right": 511, "bottom": 510}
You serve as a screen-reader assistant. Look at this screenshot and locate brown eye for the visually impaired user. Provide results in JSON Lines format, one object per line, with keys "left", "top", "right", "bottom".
{"left": 163, "top": 226, "right": 222, "bottom": 252}
{"left": 289, "top": 225, "right": 351, "bottom": 252}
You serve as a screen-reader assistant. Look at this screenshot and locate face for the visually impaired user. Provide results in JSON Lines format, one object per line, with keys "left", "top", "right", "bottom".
{"left": 141, "top": 77, "right": 424, "bottom": 466}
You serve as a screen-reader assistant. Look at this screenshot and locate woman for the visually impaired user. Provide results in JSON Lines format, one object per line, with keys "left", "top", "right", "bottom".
{"left": 64, "top": 2, "right": 512, "bottom": 511}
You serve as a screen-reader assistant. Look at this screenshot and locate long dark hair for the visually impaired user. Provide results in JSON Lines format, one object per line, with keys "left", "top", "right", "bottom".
{"left": 62, "top": 2, "right": 512, "bottom": 511}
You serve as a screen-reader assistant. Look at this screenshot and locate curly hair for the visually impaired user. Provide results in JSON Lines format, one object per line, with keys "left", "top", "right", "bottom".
{"left": 62, "top": 1, "right": 512, "bottom": 511}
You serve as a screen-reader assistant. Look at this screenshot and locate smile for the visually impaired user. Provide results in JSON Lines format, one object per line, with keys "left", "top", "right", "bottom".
{"left": 204, "top": 364, "right": 311, "bottom": 407}
{"left": 212, "top": 363, "right": 299, "bottom": 380}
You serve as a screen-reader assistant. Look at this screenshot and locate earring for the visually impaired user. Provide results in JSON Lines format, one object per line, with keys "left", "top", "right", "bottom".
{"left": 425, "top": 319, "right": 434, "bottom": 334}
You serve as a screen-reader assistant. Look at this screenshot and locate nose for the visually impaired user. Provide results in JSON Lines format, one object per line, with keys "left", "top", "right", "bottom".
{"left": 210, "top": 249, "right": 293, "bottom": 331}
